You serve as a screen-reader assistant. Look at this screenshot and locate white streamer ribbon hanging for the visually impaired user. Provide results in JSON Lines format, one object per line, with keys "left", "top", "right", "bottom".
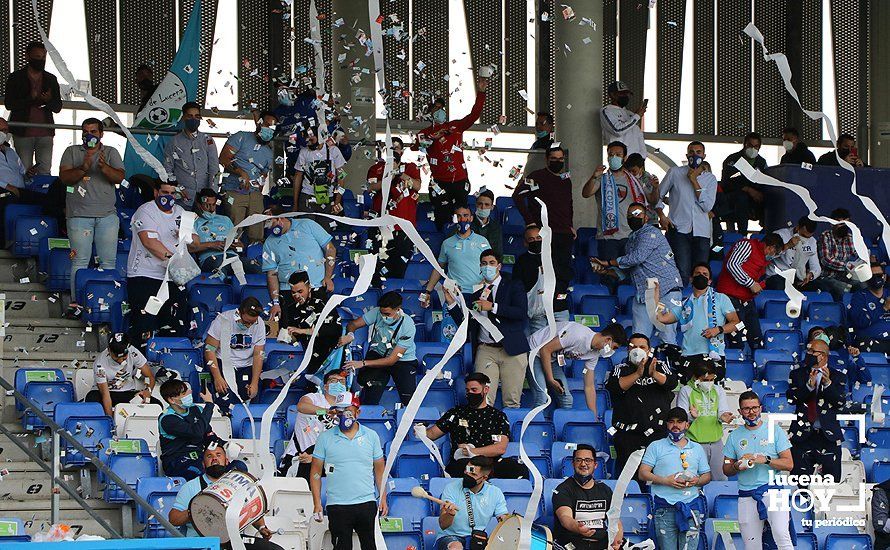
{"left": 606, "top": 448, "right": 645, "bottom": 546}
{"left": 732, "top": 160, "right": 872, "bottom": 283}
{"left": 872, "top": 385, "right": 886, "bottom": 425}
{"left": 517, "top": 198, "right": 557, "bottom": 549}
{"left": 776, "top": 268, "right": 804, "bottom": 318}
{"left": 30, "top": 0, "right": 169, "bottom": 181}
{"left": 145, "top": 210, "right": 198, "bottom": 315}
{"left": 644, "top": 278, "right": 668, "bottom": 332}
{"left": 413, "top": 424, "right": 450, "bottom": 477}
{"left": 744, "top": 22, "right": 890, "bottom": 259}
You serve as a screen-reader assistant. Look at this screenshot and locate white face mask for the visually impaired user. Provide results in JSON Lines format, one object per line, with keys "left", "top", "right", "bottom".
{"left": 744, "top": 147, "right": 759, "bottom": 159}
{"left": 628, "top": 347, "right": 648, "bottom": 365}
{"left": 0, "top": 131, "right": 7, "bottom": 145}
{"left": 782, "top": 140, "right": 794, "bottom": 152}
{"left": 697, "top": 380, "right": 714, "bottom": 392}
{"left": 600, "top": 342, "right": 615, "bottom": 358}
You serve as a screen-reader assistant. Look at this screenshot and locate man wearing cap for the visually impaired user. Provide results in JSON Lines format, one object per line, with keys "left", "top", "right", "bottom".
{"left": 169, "top": 444, "right": 282, "bottom": 549}
{"left": 638, "top": 407, "right": 711, "bottom": 550}
{"left": 600, "top": 81, "right": 647, "bottom": 159}
{"left": 204, "top": 297, "right": 267, "bottom": 414}
{"left": 311, "top": 393, "right": 387, "bottom": 550}
{"left": 162, "top": 101, "right": 219, "bottom": 208}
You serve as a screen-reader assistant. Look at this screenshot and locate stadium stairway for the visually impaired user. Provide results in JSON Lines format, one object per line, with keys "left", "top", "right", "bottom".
{"left": 0, "top": 249, "right": 116, "bottom": 537}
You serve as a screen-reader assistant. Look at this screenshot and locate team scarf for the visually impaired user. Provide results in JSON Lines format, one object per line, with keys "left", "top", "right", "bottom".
{"left": 601, "top": 170, "right": 646, "bottom": 236}
{"left": 677, "top": 287, "right": 723, "bottom": 360}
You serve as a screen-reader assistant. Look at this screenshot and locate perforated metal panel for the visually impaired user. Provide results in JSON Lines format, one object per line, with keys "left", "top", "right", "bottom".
{"left": 83, "top": 0, "right": 118, "bottom": 103}
{"left": 292, "top": 0, "right": 332, "bottom": 97}
{"left": 179, "top": 0, "right": 219, "bottom": 106}
{"left": 411, "top": 0, "right": 449, "bottom": 119}
{"left": 463, "top": 0, "right": 502, "bottom": 125}
{"left": 237, "top": 0, "right": 271, "bottom": 108}
{"left": 799, "top": 0, "right": 822, "bottom": 140}
{"left": 538, "top": 0, "right": 556, "bottom": 120}
{"left": 693, "top": 0, "right": 715, "bottom": 134}
{"left": 831, "top": 0, "right": 869, "bottom": 136}
{"left": 12, "top": 0, "right": 53, "bottom": 69}
{"left": 603, "top": 0, "right": 617, "bottom": 107}
{"left": 618, "top": 0, "right": 648, "bottom": 112}
{"left": 716, "top": 0, "right": 751, "bottom": 135}
{"left": 0, "top": 0, "right": 10, "bottom": 96}
{"left": 120, "top": 0, "right": 176, "bottom": 106}
{"left": 753, "top": 0, "right": 787, "bottom": 137}
{"left": 505, "top": 0, "right": 527, "bottom": 126}
{"left": 382, "top": 0, "right": 410, "bottom": 120}
{"left": 657, "top": 0, "right": 686, "bottom": 134}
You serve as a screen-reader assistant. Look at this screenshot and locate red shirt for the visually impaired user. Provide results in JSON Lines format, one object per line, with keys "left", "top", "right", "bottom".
{"left": 716, "top": 238, "right": 769, "bottom": 302}
{"left": 367, "top": 160, "right": 421, "bottom": 230}
{"left": 415, "top": 92, "right": 485, "bottom": 184}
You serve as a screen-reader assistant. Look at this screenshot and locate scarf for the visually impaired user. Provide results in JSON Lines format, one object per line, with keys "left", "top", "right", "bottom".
{"left": 625, "top": 171, "right": 649, "bottom": 205}
{"left": 654, "top": 494, "right": 706, "bottom": 532}
{"left": 601, "top": 170, "right": 620, "bottom": 235}
{"left": 677, "top": 288, "right": 722, "bottom": 360}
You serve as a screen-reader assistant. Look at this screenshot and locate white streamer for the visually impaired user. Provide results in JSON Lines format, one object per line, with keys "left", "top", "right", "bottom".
{"left": 145, "top": 210, "right": 198, "bottom": 314}
{"left": 518, "top": 198, "right": 557, "bottom": 549}
{"left": 606, "top": 448, "right": 645, "bottom": 546}
{"left": 872, "top": 384, "right": 886, "bottom": 425}
{"left": 744, "top": 22, "right": 890, "bottom": 259}
{"left": 224, "top": 483, "right": 250, "bottom": 550}
{"left": 644, "top": 278, "right": 668, "bottom": 332}
{"left": 30, "top": 0, "right": 168, "bottom": 181}
{"left": 413, "top": 424, "right": 450, "bottom": 477}
{"left": 469, "top": 309, "right": 505, "bottom": 342}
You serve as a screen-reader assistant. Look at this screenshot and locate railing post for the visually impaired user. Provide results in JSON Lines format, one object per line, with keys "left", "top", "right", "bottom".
{"left": 51, "top": 430, "right": 60, "bottom": 524}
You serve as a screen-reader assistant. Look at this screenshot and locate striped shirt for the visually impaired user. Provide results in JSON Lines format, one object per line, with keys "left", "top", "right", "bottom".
{"left": 725, "top": 239, "right": 757, "bottom": 288}
{"left": 818, "top": 229, "right": 857, "bottom": 277}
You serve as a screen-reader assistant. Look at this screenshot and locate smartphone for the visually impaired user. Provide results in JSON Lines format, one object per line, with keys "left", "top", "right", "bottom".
{"left": 201, "top": 378, "right": 209, "bottom": 393}
{"left": 642, "top": 98, "right": 649, "bottom": 108}
{"left": 851, "top": 147, "right": 858, "bottom": 157}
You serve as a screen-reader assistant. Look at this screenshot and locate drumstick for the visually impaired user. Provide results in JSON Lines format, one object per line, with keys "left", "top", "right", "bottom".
{"left": 410, "top": 486, "right": 447, "bottom": 507}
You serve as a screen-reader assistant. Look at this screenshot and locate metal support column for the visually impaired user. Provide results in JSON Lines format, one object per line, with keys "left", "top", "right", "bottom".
{"left": 50, "top": 430, "right": 60, "bottom": 525}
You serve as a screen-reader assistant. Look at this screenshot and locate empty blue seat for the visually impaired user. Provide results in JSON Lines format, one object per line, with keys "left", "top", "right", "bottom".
{"left": 553, "top": 409, "right": 607, "bottom": 445}
{"left": 761, "top": 393, "right": 792, "bottom": 414}
{"left": 762, "top": 326, "right": 802, "bottom": 353}
{"left": 420, "top": 381, "right": 457, "bottom": 412}
{"left": 824, "top": 533, "right": 873, "bottom": 549}
{"left": 54, "top": 402, "right": 112, "bottom": 467}
{"left": 859, "top": 447, "right": 890, "bottom": 481}
{"left": 231, "top": 403, "right": 285, "bottom": 443}
{"left": 22, "top": 380, "right": 74, "bottom": 430}
{"left": 3, "top": 203, "right": 42, "bottom": 243}
{"left": 392, "top": 441, "right": 445, "bottom": 483}
{"left": 160, "top": 347, "right": 203, "bottom": 380}
{"left": 14, "top": 214, "right": 58, "bottom": 257}
{"left": 868, "top": 427, "right": 890, "bottom": 448}
{"left": 713, "top": 494, "right": 739, "bottom": 519}
{"left": 362, "top": 418, "right": 396, "bottom": 449}
{"left": 807, "top": 302, "right": 844, "bottom": 325}
{"left": 383, "top": 531, "right": 423, "bottom": 550}
{"left": 575, "top": 294, "right": 619, "bottom": 318}
{"left": 83, "top": 277, "right": 127, "bottom": 325}
{"left": 725, "top": 360, "right": 755, "bottom": 386}
{"left": 396, "top": 407, "right": 441, "bottom": 441}
{"left": 74, "top": 268, "right": 121, "bottom": 307}
{"left": 403, "top": 261, "right": 433, "bottom": 282}
{"left": 97, "top": 437, "right": 150, "bottom": 483}
{"left": 263, "top": 342, "right": 305, "bottom": 374}
{"left": 385, "top": 477, "right": 430, "bottom": 532}
{"left": 187, "top": 275, "right": 233, "bottom": 313}
{"left": 703, "top": 481, "right": 738, "bottom": 516}
{"left": 104, "top": 452, "right": 158, "bottom": 503}
{"left": 136, "top": 476, "right": 186, "bottom": 524}
{"left": 489, "top": 478, "right": 541, "bottom": 519}
{"left": 144, "top": 336, "right": 194, "bottom": 362}
{"left": 873, "top": 462, "right": 890, "bottom": 484}
{"left": 620, "top": 493, "right": 654, "bottom": 540}
{"left": 45, "top": 246, "right": 72, "bottom": 292}
{"left": 502, "top": 206, "right": 526, "bottom": 230}
{"left": 764, "top": 361, "right": 795, "bottom": 383}
{"left": 754, "top": 290, "right": 791, "bottom": 313}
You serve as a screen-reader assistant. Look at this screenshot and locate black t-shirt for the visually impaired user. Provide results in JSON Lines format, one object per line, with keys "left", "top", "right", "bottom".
{"left": 436, "top": 405, "right": 510, "bottom": 451}
{"left": 552, "top": 478, "right": 613, "bottom": 550}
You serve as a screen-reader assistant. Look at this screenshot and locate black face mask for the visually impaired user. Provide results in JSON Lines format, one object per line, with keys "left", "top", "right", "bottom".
{"left": 205, "top": 464, "right": 228, "bottom": 479}
{"left": 837, "top": 148, "right": 851, "bottom": 160}
{"left": 833, "top": 225, "right": 850, "bottom": 239}
{"left": 803, "top": 353, "right": 818, "bottom": 369}
{"left": 548, "top": 160, "right": 564, "bottom": 173}
{"left": 527, "top": 241, "right": 542, "bottom": 254}
{"left": 466, "top": 392, "right": 485, "bottom": 408}
{"left": 627, "top": 217, "right": 645, "bottom": 232}
{"left": 616, "top": 95, "right": 631, "bottom": 108}
{"left": 869, "top": 274, "right": 886, "bottom": 290}
{"left": 138, "top": 78, "right": 154, "bottom": 91}
{"left": 28, "top": 59, "right": 46, "bottom": 71}
{"left": 691, "top": 274, "right": 710, "bottom": 291}
{"left": 462, "top": 474, "right": 479, "bottom": 489}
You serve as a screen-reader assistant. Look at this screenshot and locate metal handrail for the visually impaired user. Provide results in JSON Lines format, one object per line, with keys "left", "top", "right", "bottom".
{"left": 0, "top": 374, "right": 183, "bottom": 538}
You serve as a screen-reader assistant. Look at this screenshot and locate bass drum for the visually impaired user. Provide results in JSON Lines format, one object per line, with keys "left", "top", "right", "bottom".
{"left": 486, "top": 514, "right": 563, "bottom": 550}
{"left": 189, "top": 470, "right": 267, "bottom": 543}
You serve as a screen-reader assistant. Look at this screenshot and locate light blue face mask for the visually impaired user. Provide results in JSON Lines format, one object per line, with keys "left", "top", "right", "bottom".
{"left": 432, "top": 109, "right": 446, "bottom": 124}
{"left": 258, "top": 126, "right": 274, "bottom": 142}
{"left": 536, "top": 130, "right": 549, "bottom": 138}
{"left": 608, "top": 155, "right": 623, "bottom": 171}
{"left": 475, "top": 207, "right": 491, "bottom": 219}
{"left": 481, "top": 265, "right": 498, "bottom": 281}
{"left": 180, "top": 394, "right": 194, "bottom": 408}
{"left": 327, "top": 382, "right": 347, "bottom": 396}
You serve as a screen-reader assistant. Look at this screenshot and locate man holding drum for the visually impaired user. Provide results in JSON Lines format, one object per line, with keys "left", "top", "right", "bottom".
{"left": 169, "top": 444, "right": 282, "bottom": 550}
{"left": 436, "top": 456, "right": 508, "bottom": 550}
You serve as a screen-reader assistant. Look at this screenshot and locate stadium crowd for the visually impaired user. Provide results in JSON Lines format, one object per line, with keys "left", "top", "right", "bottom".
{"left": 3, "top": 41, "right": 890, "bottom": 550}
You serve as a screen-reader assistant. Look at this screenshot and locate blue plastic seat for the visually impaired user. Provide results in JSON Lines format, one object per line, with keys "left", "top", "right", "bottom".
{"left": 83, "top": 277, "right": 127, "bottom": 325}
{"left": 3, "top": 203, "right": 42, "bottom": 243}
{"left": 403, "top": 261, "right": 433, "bottom": 282}
{"left": 761, "top": 393, "right": 792, "bottom": 414}
{"left": 705, "top": 517, "right": 744, "bottom": 550}
{"left": 104, "top": 452, "right": 158, "bottom": 503}
{"left": 806, "top": 302, "right": 844, "bottom": 325}
{"left": 873, "top": 462, "right": 890, "bottom": 484}
{"left": 361, "top": 418, "right": 396, "bottom": 449}
{"left": 489, "top": 478, "right": 541, "bottom": 519}
{"left": 725, "top": 360, "right": 755, "bottom": 386}
{"left": 136, "top": 476, "right": 186, "bottom": 524}
{"left": 419, "top": 381, "right": 456, "bottom": 412}
{"left": 764, "top": 361, "right": 795, "bottom": 383}
{"left": 858, "top": 447, "right": 890, "bottom": 481}
{"left": 160, "top": 347, "right": 203, "bottom": 380}
{"left": 396, "top": 407, "right": 441, "bottom": 441}
{"left": 231, "top": 403, "right": 285, "bottom": 443}
{"left": 502, "top": 206, "right": 526, "bottom": 231}
{"left": 22, "top": 380, "right": 74, "bottom": 430}
{"left": 841, "top": 426, "right": 862, "bottom": 459}
{"left": 391, "top": 441, "right": 445, "bottom": 484}
{"left": 13, "top": 214, "right": 58, "bottom": 257}
{"left": 54, "top": 402, "right": 112, "bottom": 467}
{"left": 762, "top": 326, "right": 802, "bottom": 353}
{"left": 263, "top": 342, "right": 305, "bottom": 374}
{"left": 385, "top": 477, "right": 430, "bottom": 532}
{"left": 713, "top": 494, "right": 739, "bottom": 519}
{"left": 501, "top": 442, "right": 550, "bottom": 477}
{"left": 620, "top": 493, "right": 654, "bottom": 540}
{"left": 97, "top": 438, "right": 150, "bottom": 483}
{"left": 74, "top": 268, "right": 122, "bottom": 307}
{"left": 575, "top": 294, "right": 619, "bottom": 318}
{"left": 754, "top": 290, "right": 791, "bottom": 313}
{"left": 703, "top": 481, "right": 738, "bottom": 516}
{"left": 187, "top": 275, "right": 234, "bottom": 314}
{"left": 824, "top": 533, "right": 873, "bottom": 550}
{"left": 144, "top": 336, "right": 194, "bottom": 362}
{"left": 553, "top": 409, "right": 607, "bottom": 446}
{"left": 867, "top": 427, "right": 890, "bottom": 448}
{"left": 383, "top": 531, "right": 424, "bottom": 550}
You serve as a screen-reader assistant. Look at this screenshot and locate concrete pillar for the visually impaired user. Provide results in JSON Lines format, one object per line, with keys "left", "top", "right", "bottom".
{"left": 554, "top": 2, "right": 603, "bottom": 230}
{"left": 331, "top": 0, "right": 378, "bottom": 194}
{"left": 868, "top": 0, "right": 890, "bottom": 167}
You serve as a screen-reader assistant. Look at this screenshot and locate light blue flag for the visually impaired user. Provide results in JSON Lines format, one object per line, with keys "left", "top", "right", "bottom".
{"left": 123, "top": 0, "right": 202, "bottom": 179}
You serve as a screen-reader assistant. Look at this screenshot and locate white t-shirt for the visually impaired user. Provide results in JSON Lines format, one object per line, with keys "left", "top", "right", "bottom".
{"left": 767, "top": 227, "right": 821, "bottom": 281}
{"left": 296, "top": 144, "right": 347, "bottom": 196}
{"left": 127, "top": 201, "right": 184, "bottom": 280}
{"left": 93, "top": 345, "right": 148, "bottom": 392}
{"left": 206, "top": 310, "right": 267, "bottom": 369}
{"left": 286, "top": 392, "right": 337, "bottom": 456}
{"left": 529, "top": 321, "right": 601, "bottom": 370}
{"left": 600, "top": 104, "right": 647, "bottom": 159}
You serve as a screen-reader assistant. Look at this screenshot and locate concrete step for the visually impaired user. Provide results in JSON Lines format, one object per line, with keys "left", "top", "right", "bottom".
{"left": 0, "top": 288, "right": 66, "bottom": 319}
{"left": 0, "top": 257, "right": 38, "bottom": 284}
{"left": 0, "top": 498, "right": 125, "bottom": 538}
{"left": 4, "top": 321, "right": 100, "bottom": 354}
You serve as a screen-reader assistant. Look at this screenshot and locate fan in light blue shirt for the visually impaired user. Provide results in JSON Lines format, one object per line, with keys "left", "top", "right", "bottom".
{"left": 724, "top": 403, "right": 793, "bottom": 491}
{"left": 437, "top": 463, "right": 508, "bottom": 542}
{"left": 262, "top": 216, "right": 335, "bottom": 291}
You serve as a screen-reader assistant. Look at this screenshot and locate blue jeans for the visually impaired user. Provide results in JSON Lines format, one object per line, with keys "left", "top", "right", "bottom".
{"left": 666, "top": 228, "right": 711, "bottom": 284}
{"left": 527, "top": 308, "right": 571, "bottom": 336}
{"left": 436, "top": 535, "right": 468, "bottom": 549}
{"left": 528, "top": 354, "right": 572, "bottom": 408}
{"left": 654, "top": 507, "right": 702, "bottom": 550}
{"left": 67, "top": 214, "right": 119, "bottom": 298}
{"left": 632, "top": 290, "right": 679, "bottom": 346}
